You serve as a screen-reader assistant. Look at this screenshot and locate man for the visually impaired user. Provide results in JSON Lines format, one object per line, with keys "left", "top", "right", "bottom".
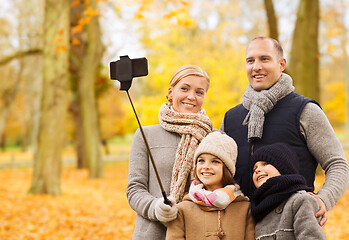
{"left": 221, "top": 36, "right": 349, "bottom": 226}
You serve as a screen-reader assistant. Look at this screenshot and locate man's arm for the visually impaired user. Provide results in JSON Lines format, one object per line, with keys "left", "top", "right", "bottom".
{"left": 300, "top": 102, "right": 349, "bottom": 211}
{"left": 220, "top": 118, "right": 225, "bottom": 132}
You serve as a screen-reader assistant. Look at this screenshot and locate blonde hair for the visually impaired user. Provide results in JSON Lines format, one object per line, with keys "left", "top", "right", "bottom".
{"left": 167, "top": 65, "right": 210, "bottom": 101}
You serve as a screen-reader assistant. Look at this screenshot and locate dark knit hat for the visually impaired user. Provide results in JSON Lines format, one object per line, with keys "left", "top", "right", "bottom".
{"left": 251, "top": 143, "right": 299, "bottom": 175}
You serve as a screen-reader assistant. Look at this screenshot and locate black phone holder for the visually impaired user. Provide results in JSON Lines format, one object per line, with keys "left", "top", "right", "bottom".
{"left": 109, "top": 55, "right": 171, "bottom": 205}
{"left": 109, "top": 55, "right": 148, "bottom": 91}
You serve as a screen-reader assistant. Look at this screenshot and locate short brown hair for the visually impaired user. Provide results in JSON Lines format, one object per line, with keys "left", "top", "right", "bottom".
{"left": 250, "top": 36, "right": 284, "bottom": 60}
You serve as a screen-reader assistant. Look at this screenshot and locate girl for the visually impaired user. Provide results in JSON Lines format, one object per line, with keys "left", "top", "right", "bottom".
{"left": 166, "top": 132, "right": 255, "bottom": 240}
{"left": 127, "top": 65, "right": 213, "bottom": 240}
{"left": 251, "top": 142, "right": 326, "bottom": 239}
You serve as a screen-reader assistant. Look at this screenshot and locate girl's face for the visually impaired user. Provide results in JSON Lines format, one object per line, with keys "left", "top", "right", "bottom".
{"left": 252, "top": 161, "right": 281, "bottom": 188}
{"left": 167, "top": 75, "right": 208, "bottom": 114}
{"left": 196, "top": 153, "right": 224, "bottom": 191}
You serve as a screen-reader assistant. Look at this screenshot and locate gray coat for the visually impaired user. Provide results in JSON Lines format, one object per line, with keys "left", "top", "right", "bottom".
{"left": 254, "top": 190, "right": 326, "bottom": 240}
{"left": 126, "top": 124, "right": 181, "bottom": 240}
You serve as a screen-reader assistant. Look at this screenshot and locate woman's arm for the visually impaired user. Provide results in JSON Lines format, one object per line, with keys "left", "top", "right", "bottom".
{"left": 126, "top": 128, "right": 158, "bottom": 221}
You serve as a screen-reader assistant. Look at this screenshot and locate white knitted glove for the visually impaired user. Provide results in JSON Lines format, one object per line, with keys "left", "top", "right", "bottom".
{"left": 154, "top": 196, "right": 178, "bottom": 223}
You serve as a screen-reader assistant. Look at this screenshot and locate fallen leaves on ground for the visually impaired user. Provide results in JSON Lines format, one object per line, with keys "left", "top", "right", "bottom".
{"left": 0, "top": 161, "right": 348, "bottom": 239}
{"left": 0, "top": 162, "right": 135, "bottom": 240}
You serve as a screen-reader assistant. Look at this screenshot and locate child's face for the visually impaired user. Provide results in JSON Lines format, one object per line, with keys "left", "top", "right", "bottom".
{"left": 196, "top": 153, "right": 224, "bottom": 191}
{"left": 252, "top": 161, "right": 281, "bottom": 188}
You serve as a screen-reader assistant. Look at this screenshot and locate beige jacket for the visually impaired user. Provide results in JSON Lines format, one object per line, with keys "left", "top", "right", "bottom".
{"left": 166, "top": 195, "right": 255, "bottom": 240}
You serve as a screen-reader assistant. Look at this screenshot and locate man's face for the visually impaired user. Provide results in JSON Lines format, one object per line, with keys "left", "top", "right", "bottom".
{"left": 245, "top": 38, "right": 286, "bottom": 91}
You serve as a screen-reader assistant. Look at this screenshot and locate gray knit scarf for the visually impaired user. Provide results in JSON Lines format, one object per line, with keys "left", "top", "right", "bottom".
{"left": 242, "top": 73, "right": 295, "bottom": 142}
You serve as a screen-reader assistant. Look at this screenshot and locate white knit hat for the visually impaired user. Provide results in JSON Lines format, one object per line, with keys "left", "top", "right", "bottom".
{"left": 194, "top": 131, "right": 238, "bottom": 176}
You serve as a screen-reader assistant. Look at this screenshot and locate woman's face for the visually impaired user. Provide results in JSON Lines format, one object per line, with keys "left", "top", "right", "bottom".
{"left": 167, "top": 75, "right": 208, "bottom": 113}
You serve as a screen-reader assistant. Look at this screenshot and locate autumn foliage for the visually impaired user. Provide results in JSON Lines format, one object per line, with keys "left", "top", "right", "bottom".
{"left": 0, "top": 161, "right": 348, "bottom": 239}
{"left": 0, "top": 162, "right": 135, "bottom": 240}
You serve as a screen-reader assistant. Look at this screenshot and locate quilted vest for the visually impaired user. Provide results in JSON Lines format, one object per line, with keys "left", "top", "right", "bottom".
{"left": 223, "top": 92, "right": 320, "bottom": 196}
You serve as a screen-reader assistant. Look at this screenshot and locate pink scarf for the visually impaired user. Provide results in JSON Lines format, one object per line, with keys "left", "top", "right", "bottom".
{"left": 188, "top": 180, "right": 245, "bottom": 211}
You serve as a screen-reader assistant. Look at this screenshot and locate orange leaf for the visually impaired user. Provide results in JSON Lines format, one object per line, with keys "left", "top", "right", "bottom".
{"left": 71, "top": 0, "right": 80, "bottom": 7}
{"left": 84, "top": 6, "right": 99, "bottom": 17}
{"left": 72, "top": 25, "right": 83, "bottom": 34}
{"left": 52, "top": 36, "right": 63, "bottom": 45}
{"left": 78, "top": 17, "right": 91, "bottom": 26}
{"left": 72, "top": 38, "right": 81, "bottom": 46}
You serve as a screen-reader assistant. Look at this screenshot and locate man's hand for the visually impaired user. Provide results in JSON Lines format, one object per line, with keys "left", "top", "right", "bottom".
{"left": 308, "top": 192, "right": 327, "bottom": 227}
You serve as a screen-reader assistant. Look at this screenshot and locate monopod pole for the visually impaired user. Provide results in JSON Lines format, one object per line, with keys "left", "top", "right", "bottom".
{"left": 126, "top": 90, "right": 171, "bottom": 205}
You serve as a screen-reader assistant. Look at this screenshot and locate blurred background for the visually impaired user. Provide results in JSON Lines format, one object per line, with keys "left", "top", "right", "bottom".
{"left": 0, "top": 0, "right": 349, "bottom": 238}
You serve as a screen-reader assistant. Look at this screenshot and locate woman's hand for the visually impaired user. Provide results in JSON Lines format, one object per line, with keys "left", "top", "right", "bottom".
{"left": 308, "top": 192, "right": 327, "bottom": 227}
{"left": 154, "top": 196, "right": 178, "bottom": 223}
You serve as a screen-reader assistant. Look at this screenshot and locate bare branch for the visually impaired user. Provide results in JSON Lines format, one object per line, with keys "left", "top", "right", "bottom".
{"left": 0, "top": 48, "right": 42, "bottom": 65}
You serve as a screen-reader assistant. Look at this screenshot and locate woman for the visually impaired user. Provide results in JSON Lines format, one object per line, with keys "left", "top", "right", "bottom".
{"left": 126, "top": 65, "right": 213, "bottom": 240}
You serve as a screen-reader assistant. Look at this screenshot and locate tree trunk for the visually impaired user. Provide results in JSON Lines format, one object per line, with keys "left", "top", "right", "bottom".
{"left": 70, "top": 0, "right": 104, "bottom": 178}
{"left": 69, "top": 100, "right": 87, "bottom": 168}
{"left": 28, "top": 60, "right": 43, "bottom": 154}
{"left": 289, "top": 0, "right": 320, "bottom": 101}
{"left": 80, "top": 0, "right": 104, "bottom": 178}
{"left": 29, "top": 0, "right": 70, "bottom": 195}
{"left": 263, "top": 0, "right": 279, "bottom": 40}
{"left": 69, "top": 2, "right": 88, "bottom": 169}
{"left": 0, "top": 72, "right": 22, "bottom": 148}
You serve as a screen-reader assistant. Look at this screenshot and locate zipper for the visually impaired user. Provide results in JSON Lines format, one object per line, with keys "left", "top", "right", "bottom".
{"left": 249, "top": 143, "right": 255, "bottom": 195}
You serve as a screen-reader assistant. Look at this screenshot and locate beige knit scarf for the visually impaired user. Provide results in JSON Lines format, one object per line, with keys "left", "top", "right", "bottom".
{"left": 242, "top": 73, "right": 295, "bottom": 142}
{"left": 159, "top": 102, "right": 213, "bottom": 203}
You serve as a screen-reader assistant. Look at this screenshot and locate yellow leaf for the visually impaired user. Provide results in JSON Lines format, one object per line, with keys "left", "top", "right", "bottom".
{"left": 134, "top": 12, "right": 144, "bottom": 20}
{"left": 164, "top": 10, "right": 177, "bottom": 19}
{"left": 180, "top": 0, "right": 189, "bottom": 6}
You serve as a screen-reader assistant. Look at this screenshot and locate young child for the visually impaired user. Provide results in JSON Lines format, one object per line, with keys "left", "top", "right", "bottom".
{"left": 166, "top": 131, "right": 255, "bottom": 240}
{"left": 250, "top": 142, "right": 326, "bottom": 240}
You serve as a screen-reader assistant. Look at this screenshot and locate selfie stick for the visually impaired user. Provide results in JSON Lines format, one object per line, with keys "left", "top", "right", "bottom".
{"left": 110, "top": 56, "right": 171, "bottom": 205}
